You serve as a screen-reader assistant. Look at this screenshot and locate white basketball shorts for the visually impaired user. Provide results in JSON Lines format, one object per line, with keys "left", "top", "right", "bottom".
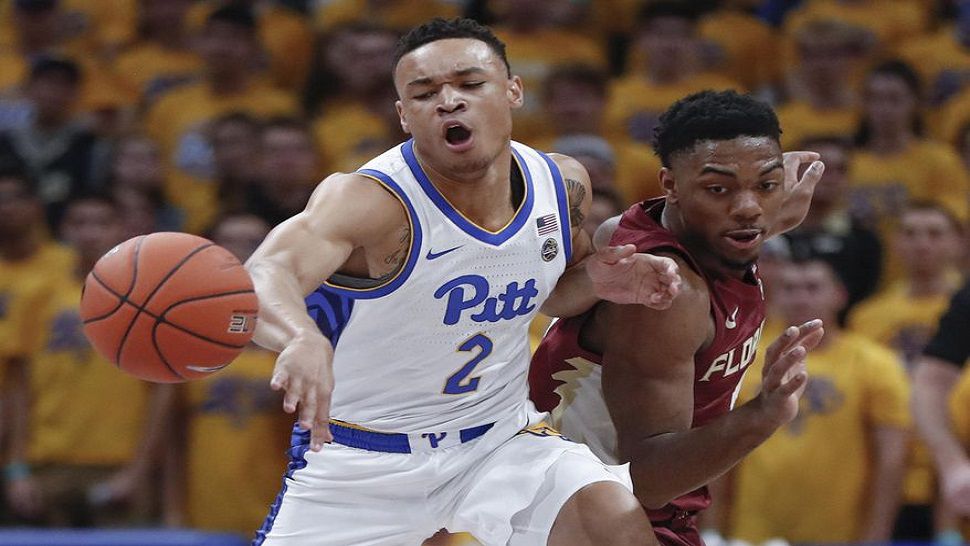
{"left": 253, "top": 403, "right": 631, "bottom": 545}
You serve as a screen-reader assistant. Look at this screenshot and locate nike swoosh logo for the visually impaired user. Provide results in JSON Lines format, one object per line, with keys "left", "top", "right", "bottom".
{"left": 725, "top": 307, "right": 739, "bottom": 329}
{"left": 426, "top": 245, "right": 463, "bottom": 260}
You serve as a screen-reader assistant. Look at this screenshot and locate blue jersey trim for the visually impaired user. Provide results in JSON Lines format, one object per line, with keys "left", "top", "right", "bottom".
{"left": 402, "top": 139, "right": 535, "bottom": 246}
{"left": 320, "top": 168, "right": 422, "bottom": 299}
{"left": 252, "top": 424, "right": 311, "bottom": 545}
{"left": 538, "top": 151, "right": 573, "bottom": 262}
{"left": 305, "top": 289, "right": 354, "bottom": 346}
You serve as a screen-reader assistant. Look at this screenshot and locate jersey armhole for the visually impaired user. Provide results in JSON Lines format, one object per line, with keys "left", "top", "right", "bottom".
{"left": 320, "top": 168, "right": 422, "bottom": 300}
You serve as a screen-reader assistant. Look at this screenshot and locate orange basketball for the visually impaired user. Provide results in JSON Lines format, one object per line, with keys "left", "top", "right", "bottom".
{"left": 80, "top": 232, "right": 260, "bottom": 383}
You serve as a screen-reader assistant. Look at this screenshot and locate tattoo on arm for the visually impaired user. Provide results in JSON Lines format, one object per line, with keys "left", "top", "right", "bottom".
{"left": 380, "top": 223, "right": 411, "bottom": 274}
{"left": 565, "top": 178, "right": 586, "bottom": 229}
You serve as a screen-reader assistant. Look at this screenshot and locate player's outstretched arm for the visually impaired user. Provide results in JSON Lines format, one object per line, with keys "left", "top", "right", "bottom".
{"left": 601, "top": 261, "right": 823, "bottom": 508}
{"left": 541, "top": 155, "right": 680, "bottom": 318}
{"left": 770, "top": 151, "right": 825, "bottom": 237}
{"left": 245, "top": 173, "right": 407, "bottom": 451}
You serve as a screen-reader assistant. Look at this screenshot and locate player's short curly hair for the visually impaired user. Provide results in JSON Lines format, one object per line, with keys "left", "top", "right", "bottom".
{"left": 393, "top": 17, "right": 510, "bottom": 77}
{"left": 653, "top": 90, "right": 781, "bottom": 167}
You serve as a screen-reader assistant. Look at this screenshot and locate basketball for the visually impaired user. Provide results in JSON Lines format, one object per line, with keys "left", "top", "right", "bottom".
{"left": 80, "top": 232, "right": 260, "bottom": 383}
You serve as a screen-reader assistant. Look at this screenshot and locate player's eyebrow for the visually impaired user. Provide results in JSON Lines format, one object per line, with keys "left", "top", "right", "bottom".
{"left": 406, "top": 67, "right": 487, "bottom": 87}
{"left": 759, "top": 159, "right": 784, "bottom": 175}
{"left": 700, "top": 165, "right": 737, "bottom": 177}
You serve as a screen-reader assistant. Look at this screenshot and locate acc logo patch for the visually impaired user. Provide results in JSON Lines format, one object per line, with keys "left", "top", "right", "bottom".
{"left": 541, "top": 238, "right": 559, "bottom": 262}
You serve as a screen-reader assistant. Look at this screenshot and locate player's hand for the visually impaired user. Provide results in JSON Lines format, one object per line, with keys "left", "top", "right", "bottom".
{"left": 6, "top": 475, "right": 42, "bottom": 518}
{"left": 588, "top": 244, "right": 681, "bottom": 309}
{"left": 774, "top": 151, "right": 825, "bottom": 235}
{"left": 940, "top": 460, "right": 970, "bottom": 515}
{"left": 271, "top": 331, "right": 335, "bottom": 451}
{"left": 755, "top": 319, "right": 825, "bottom": 427}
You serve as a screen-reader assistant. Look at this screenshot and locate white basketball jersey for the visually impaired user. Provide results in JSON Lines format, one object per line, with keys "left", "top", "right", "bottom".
{"left": 304, "top": 140, "right": 572, "bottom": 433}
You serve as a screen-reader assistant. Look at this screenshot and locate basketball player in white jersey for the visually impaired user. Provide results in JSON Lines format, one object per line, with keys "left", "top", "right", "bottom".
{"left": 244, "top": 17, "right": 679, "bottom": 545}
{"left": 244, "top": 18, "right": 819, "bottom": 545}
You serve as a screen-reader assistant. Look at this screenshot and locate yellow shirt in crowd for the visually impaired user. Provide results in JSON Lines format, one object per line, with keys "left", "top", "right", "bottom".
{"left": 730, "top": 332, "right": 911, "bottom": 543}
{"left": 27, "top": 277, "right": 150, "bottom": 466}
{"left": 184, "top": 347, "right": 291, "bottom": 536}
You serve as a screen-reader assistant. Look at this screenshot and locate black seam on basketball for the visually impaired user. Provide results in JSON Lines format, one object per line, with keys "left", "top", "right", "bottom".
{"left": 84, "top": 271, "right": 130, "bottom": 323}
{"left": 87, "top": 285, "right": 253, "bottom": 350}
{"left": 151, "top": 319, "right": 186, "bottom": 381}
{"left": 82, "top": 236, "right": 146, "bottom": 329}
{"left": 114, "top": 242, "right": 216, "bottom": 365}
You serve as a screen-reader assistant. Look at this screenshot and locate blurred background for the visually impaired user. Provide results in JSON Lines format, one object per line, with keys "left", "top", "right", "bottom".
{"left": 0, "top": 0, "right": 968, "bottom": 545}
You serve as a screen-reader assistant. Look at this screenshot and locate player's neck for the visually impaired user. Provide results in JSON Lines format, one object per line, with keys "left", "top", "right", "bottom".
{"left": 418, "top": 147, "right": 519, "bottom": 231}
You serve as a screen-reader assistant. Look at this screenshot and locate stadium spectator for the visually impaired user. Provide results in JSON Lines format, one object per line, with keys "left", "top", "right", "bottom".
{"left": 0, "top": 56, "right": 108, "bottom": 230}
{"left": 723, "top": 255, "right": 910, "bottom": 544}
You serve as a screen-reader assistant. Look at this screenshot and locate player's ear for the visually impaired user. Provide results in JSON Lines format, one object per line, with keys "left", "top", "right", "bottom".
{"left": 660, "top": 167, "right": 678, "bottom": 203}
{"left": 396, "top": 100, "right": 410, "bottom": 134}
{"left": 508, "top": 75, "right": 524, "bottom": 110}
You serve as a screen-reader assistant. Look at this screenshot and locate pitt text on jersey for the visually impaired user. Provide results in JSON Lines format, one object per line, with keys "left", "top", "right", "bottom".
{"left": 435, "top": 274, "right": 539, "bottom": 325}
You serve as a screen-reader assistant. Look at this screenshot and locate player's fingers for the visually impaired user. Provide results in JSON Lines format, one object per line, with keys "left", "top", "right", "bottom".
{"left": 763, "top": 345, "right": 806, "bottom": 391}
{"left": 782, "top": 151, "right": 821, "bottom": 189}
{"left": 796, "top": 161, "right": 825, "bottom": 193}
{"left": 270, "top": 368, "right": 288, "bottom": 391}
{"left": 776, "top": 369, "right": 808, "bottom": 397}
{"left": 281, "top": 378, "right": 303, "bottom": 414}
{"left": 313, "top": 385, "right": 334, "bottom": 449}
{"left": 298, "top": 386, "right": 317, "bottom": 432}
{"left": 762, "top": 326, "right": 799, "bottom": 375}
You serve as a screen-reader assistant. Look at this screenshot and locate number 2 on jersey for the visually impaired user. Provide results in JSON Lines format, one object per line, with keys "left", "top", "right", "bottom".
{"left": 443, "top": 333, "right": 492, "bottom": 394}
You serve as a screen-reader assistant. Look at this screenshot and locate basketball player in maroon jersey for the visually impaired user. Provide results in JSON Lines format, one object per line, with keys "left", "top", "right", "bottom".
{"left": 530, "top": 90, "right": 826, "bottom": 546}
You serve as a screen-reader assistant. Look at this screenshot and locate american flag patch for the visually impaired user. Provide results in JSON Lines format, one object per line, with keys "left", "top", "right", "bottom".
{"left": 536, "top": 213, "right": 558, "bottom": 236}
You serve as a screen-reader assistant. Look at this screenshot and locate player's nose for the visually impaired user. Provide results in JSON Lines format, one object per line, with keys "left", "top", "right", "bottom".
{"left": 436, "top": 86, "right": 467, "bottom": 114}
{"left": 729, "top": 190, "right": 763, "bottom": 221}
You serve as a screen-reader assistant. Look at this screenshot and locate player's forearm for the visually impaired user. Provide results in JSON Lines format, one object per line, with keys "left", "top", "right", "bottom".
{"left": 913, "top": 358, "right": 969, "bottom": 472}
{"left": 246, "top": 259, "right": 328, "bottom": 352}
{"left": 625, "top": 402, "right": 777, "bottom": 509}
{"left": 860, "top": 427, "right": 907, "bottom": 542}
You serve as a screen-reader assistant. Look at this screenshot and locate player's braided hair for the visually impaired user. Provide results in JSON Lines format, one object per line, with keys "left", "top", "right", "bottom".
{"left": 393, "top": 17, "right": 510, "bottom": 77}
{"left": 652, "top": 90, "right": 781, "bottom": 167}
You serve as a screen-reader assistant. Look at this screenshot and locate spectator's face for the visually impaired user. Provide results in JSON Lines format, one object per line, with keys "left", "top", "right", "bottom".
{"left": 572, "top": 153, "right": 615, "bottom": 193}
{"left": 199, "top": 21, "right": 257, "bottom": 76}
{"left": 394, "top": 38, "right": 522, "bottom": 177}
{"left": 664, "top": 136, "right": 785, "bottom": 272}
{"left": 60, "top": 200, "right": 124, "bottom": 261}
{"left": 326, "top": 29, "right": 397, "bottom": 95}
{"left": 864, "top": 73, "right": 917, "bottom": 133}
{"left": 546, "top": 81, "right": 604, "bottom": 134}
{"left": 803, "top": 142, "right": 848, "bottom": 209}
{"left": 211, "top": 216, "right": 270, "bottom": 262}
{"left": 776, "top": 261, "right": 845, "bottom": 326}
{"left": 0, "top": 178, "right": 40, "bottom": 237}
{"left": 27, "top": 72, "right": 79, "bottom": 123}
{"left": 895, "top": 209, "right": 963, "bottom": 278}
{"left": 113, "top": 187, "right": 158, "bottom": 239}
{"left": 211, "top": 120, "right": 261, "bottom": 180}
{"left": 142, "top": 0, "right": 193, "bottom": 32}
{"left": 798, "top": 43, "right": 852, "bottom": 88}
{"left": 260, "top": 127, "right": 319, "bottom": 186}
{"left": 639, "top": 17, "right": 696, "bottom": 73}
{"left": 113, "top": 138, "right": 163, "bottom": 190}
{"left": 13, "top": 4, "right": 59, "bottom": 46}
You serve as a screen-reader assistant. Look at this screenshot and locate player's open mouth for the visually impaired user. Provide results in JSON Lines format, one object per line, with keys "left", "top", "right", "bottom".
{"left": 723, "top": 229, "right": 763, "bottom": 250}
{"left": 443, "top": 122, "right": 474, "bottom": 151}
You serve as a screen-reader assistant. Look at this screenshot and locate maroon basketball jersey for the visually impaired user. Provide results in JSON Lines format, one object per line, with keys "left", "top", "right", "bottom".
{"left": 530, "top": 198, "right": 766, "bottom": 528}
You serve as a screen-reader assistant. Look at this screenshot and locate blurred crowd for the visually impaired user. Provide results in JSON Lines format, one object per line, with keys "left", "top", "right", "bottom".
{"left": 0, "top": 0, "right": 969, "bottom": 544}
